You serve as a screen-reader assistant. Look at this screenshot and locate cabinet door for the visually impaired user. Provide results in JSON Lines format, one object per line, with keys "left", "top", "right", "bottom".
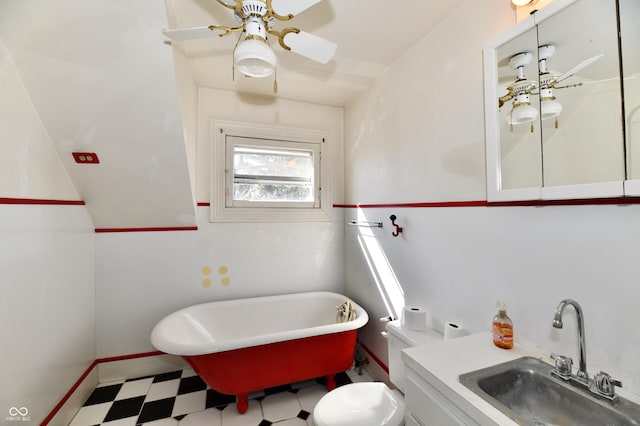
{"left": 405, "top": 413, "right": 423, "bottom": 426}
{"left": 621, "top": 0, "right": 640, "bottom": 195}
{"left": 485, "top": 17, "right": 542, "bottom": 202}
{"left": 535, "top": 0, "right": 624, "bottom": 199}
{"left": 404, "top": 370, "right": 479, "bottom": 426}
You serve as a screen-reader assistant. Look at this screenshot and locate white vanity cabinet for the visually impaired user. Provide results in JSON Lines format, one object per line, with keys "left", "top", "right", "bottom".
{"left": 403, "top": 365, "right": 480, "bottom": 426}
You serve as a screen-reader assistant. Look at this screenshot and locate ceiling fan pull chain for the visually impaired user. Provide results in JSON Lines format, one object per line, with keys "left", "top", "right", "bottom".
{"left": 555, "top": 117, "right": 559, "bottom": 129}
{"left": 232, "top": 32, "right": 243, "bottom": 82}
{"left": 273, "top": 67, "right": 278, "bottom": 93}
{"left": 530, "top": 123, "right": 534, "bottom": 133}
{"left": 509, "top": 109, "right": 514, "bottom": 133}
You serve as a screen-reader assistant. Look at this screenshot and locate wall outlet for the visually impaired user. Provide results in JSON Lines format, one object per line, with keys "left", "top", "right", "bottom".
{"left": 72, "top": 152, "right": 100, "bottom": 164}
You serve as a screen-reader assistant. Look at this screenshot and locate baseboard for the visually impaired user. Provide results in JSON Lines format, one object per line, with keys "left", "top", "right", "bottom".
{"left": 359, "top": 342, "right": 392, "bottom": 386}
{"left": 364, "top": 357, "right": 391, "bottom": 385}
{"left": 43, "top": 352, "right": 185, "bottom": 425}
{"left": 97, "top": 353, "right": 185, "bottom": 383}
{"left": 42, "top": 363, "right": 98, "bottom": 426}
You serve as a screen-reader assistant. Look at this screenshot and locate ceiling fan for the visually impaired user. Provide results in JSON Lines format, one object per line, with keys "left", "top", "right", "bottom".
{"left": 163, "top": 0, "right": 337, "bottom": 87}
{"left": 537, "top": 44, "right": 603, "bottom": 124}
{"left": 498, "top": 51, "right": 539, "bottom": 130}
{"left": 499, "top": 44, "right": 603, "bottom": 130}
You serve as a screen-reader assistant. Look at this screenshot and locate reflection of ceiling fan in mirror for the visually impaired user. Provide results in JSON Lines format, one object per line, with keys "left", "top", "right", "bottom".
{"left": 499, "top": 51, "right": 538, "bottom": 131}
{"left": 163, "top": 0, "right": 337, "bottom": 90}
{"left": 538, "top": 44, "right": 603, "bottom": 127}
{"left": 499, "top": 44, "right": 603, "bottom": 131}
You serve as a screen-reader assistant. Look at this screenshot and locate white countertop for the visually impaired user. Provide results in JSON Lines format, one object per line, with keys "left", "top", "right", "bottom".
{"left": 401, "top": 331, "right": 640, "bottom": 425}
{"left": 402, "top": 331, "right": 534, "bottom": 425}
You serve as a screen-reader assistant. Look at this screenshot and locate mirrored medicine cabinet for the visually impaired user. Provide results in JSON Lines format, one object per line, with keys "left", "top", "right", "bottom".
{"left": 484, "top": 0, "right": 640, "bottom": 202}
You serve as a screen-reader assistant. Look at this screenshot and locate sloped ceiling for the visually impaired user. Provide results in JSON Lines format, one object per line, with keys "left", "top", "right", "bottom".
{"left": 0, "top": 0, "right": 468, "bottom": 229}
{"left": 0, "top": 0, "right": 196, "bottom": 229}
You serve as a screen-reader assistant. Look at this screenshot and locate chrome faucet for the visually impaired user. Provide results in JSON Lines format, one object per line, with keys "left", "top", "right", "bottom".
{"left": 552, "top": 299, "right": 588, "bottom": 382}
{"left": 551, "top": 299, "right": 623, "bottom": 403}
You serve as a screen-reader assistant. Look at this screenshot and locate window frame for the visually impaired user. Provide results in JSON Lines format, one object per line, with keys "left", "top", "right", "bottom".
{"left": 210, "top": 120, "right": 332, "bottom": 222}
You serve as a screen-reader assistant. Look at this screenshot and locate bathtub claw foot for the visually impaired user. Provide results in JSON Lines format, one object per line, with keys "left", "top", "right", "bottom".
{"left": 236, "top": 393, "right": 249, "bottom": 414}
{"left": 326, "top": 374, "right": 336, "bottom": 391}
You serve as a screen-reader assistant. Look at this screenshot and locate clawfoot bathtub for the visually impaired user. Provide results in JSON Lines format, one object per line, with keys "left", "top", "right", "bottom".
{"left": 151, "top": 291, "right": 368, "bottom": 413}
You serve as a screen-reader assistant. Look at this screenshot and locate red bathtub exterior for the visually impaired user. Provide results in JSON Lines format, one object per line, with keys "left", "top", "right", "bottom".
{"left": 184, "top": 329, "right": 358, "bottom": 413}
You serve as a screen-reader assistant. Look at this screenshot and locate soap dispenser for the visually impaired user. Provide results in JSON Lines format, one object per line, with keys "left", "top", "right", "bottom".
{"left": 492, "top": 301, "right": 513, "bottom": 349}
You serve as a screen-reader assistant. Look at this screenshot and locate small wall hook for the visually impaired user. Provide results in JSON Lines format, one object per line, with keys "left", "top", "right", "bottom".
{"left": 389, "top": 215, "right": 403, "bottom": 237}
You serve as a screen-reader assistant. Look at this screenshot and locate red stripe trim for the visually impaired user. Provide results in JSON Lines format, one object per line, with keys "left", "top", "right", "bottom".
{"left": 335, "top": 197, "right": 640, "bottom": 208}
{"left": 0, "top": 197, "right": 84, "bottom": 205}
{"left": 41, "top": 360, "right": 98, "bottom": 426}
{"left": 335, "top": 201, "right": 486, "bottom": 208}
{"left": 95, "top": 226, "right": 198, "bottom": 233}
{"left": 197, "top": 202, "right": 210, "bottom": 207}
{"left": 96, "top": 350, "right": 164, "bottom": 363}
{"left": 488, "top": 197, "right": 640, "bottom": 206}
{"left": 358, "top": 340, "right": 388, "bottom": 373}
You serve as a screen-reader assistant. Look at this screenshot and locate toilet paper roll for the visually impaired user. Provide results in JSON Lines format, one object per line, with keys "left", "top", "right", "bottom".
{"left": 444, "top": 322, "right": 467, "bottom": 340}
{"left": 402, "top": 306, "right": 427, "bottom": 331}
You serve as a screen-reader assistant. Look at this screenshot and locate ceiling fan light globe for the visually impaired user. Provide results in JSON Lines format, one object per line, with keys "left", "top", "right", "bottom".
{"left": 541, "top": 99, "right": 563, "bottom": 120}
{"left": 234, "top": 39, "right": 277, "bottom": 78}
{"left": 512, "top": 0, "right": 538, "bottom": 6}
{"left": 508, "top": 103, "right": 538, "bottom": 125}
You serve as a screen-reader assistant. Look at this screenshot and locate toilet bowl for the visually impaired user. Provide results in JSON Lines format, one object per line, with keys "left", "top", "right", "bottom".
{"left": 313, "top": 320, "right": 443, "bottom": 426}
{"left": 313, "top": 382, "right": 404, "bottom": 426}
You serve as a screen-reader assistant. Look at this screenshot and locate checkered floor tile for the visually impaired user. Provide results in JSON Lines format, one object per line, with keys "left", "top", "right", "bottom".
{"left": 69, "top": 368, "right": 370, "bottom": 425}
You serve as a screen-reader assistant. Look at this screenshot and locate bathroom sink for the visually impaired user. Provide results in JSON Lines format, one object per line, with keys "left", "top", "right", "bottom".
{"left": 459, "top": 356, "right": 640, "bottom": 426}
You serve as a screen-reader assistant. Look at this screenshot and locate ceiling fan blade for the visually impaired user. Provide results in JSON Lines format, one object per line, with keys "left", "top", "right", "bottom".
{"left": 554, "top": 53, "right": 604, "bottom": 84}
{"left": 283, "top": 30, "right": 336, "bottom": 64}
{"left": 271, "top": 0, "right": 322, "bottom": 17}
{"left": 163, "top": 26, "right": 221, "bottom": 41}
{"left": 215, "top": 0, "right": 237, "bottom": 9}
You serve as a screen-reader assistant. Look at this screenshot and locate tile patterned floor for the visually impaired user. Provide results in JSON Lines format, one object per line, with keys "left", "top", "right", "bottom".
{"left": 69, "top": 367, "right": 372, "bottom": 425}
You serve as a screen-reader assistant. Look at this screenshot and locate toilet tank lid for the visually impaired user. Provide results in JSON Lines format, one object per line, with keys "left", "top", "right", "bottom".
{"left": 385, "top": 320, "right": 443, "bottom": 346}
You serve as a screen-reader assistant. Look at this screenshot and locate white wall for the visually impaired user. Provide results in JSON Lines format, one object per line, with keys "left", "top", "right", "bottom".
{"left": 0, "top": 37, "right": 95, "bottom": 425}
{"left": 0, "top": 205, "right": 95, "bottom": 425}
{"left": 344, "top": 0, "right": 640, "bottom": 396}
{"left": 96, "top": 89, "right": 346, "bottom": 358}
{"left": 344, "top": 1, "right": 496, "bottom": 204}
{"left": 0, "top": 41, "right": 80, "bottom": 200}
{"left": 166, "top": 5, "right": 199, "bottom": 204}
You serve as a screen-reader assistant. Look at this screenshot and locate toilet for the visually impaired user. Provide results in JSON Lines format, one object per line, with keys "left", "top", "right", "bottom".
{"left": 313, "top": 320, "right": 443, "bottom": 426}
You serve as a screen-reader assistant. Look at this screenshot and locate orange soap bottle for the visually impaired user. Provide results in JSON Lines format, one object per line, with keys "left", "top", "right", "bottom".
{"left": 492, "top": 301, "right": 513, "bottom": 349}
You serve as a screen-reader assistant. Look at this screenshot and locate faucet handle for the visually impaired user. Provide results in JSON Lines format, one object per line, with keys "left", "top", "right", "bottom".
{"left": 550, "top": 353, "right": 573, "bottom": 378}
{"left": 594, "top": 371, "right": 622, "bottom": 397}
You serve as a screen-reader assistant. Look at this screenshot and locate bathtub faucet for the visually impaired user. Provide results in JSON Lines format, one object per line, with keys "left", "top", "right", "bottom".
{"left": 336, "top": 300, "right": 356, "bottom": 323}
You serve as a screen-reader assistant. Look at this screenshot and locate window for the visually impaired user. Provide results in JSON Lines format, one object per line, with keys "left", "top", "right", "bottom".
{"left": 227, "top": 139, "right": 319, "bottom": 207}
{"left": 211, "top": 121, "right": 332, "bottom": 222}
